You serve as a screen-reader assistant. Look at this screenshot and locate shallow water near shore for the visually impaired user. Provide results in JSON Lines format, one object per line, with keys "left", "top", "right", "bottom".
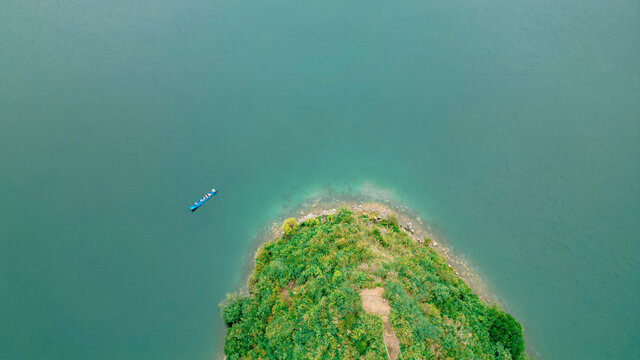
{"left": 2, "top": 0, "right": 639, "bottom": 359}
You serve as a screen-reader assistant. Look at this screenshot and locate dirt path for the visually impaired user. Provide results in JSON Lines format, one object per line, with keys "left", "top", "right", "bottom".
{"left": 359, "top": 287, "right": 400, "bottom": 360}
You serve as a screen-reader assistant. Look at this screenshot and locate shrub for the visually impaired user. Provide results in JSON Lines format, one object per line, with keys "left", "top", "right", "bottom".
{"left": 303, "top": 217, "right": 320, "bottom": 227}
{"left": 334, "top": 207, "right": 353, "bottom": 223}
{"left": 432, "top": 283, "right": 451, "bottom": 305}
{"left": 379, "top": 214, "right": 400, "bottom": 232}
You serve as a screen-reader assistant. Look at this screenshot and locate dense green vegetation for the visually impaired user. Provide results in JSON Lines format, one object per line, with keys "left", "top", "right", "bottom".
{"left": 221, "top": 208, "right": 525, "bottom": 359}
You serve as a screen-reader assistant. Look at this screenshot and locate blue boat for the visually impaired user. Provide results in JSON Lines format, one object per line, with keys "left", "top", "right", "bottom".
{"left": 190, "top": 188, "right": 217, "bottom": 211}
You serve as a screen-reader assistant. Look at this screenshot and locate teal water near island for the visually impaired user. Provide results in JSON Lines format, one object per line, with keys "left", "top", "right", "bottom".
{"left": 1, "top": 0, "right": 638, "bottom": 359}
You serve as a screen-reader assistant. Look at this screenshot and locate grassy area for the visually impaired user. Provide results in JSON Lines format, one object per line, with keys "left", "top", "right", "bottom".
{"left": 221, "top": 207, "right": 525, "bottom": 359}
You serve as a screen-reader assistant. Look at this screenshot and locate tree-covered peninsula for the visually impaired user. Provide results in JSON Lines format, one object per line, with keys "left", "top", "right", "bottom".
{"left": 221, "top": 207, "right": 525, "bottom": 359}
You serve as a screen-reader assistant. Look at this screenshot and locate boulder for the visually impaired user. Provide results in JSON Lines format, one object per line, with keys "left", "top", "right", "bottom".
{"left": 404, "top": 222, "right": 414, "bottom": 233}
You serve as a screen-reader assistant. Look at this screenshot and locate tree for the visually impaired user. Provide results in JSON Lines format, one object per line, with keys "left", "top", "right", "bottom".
{"left": 221, "top": 293, "right": 247, "bottom": 327}
{"left": 488, "top": 306, "right": 524, "bottom": 359}
{"left": 282, "top": 218, "right": 297, "bottom": 237}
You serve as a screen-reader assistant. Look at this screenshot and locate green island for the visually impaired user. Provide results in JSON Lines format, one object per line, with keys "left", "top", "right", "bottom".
{"left": 221, "top": 207, "right": 525, "bottom": 359}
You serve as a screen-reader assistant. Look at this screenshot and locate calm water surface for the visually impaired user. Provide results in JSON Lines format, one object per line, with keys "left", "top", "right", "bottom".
{"left": 1, "top": 0, "right": 639, "bottom": 359}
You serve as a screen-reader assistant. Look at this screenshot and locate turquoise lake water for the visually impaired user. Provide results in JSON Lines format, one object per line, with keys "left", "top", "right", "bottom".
{"left": 1, "top": 0, "right": 639, "bottom": 358}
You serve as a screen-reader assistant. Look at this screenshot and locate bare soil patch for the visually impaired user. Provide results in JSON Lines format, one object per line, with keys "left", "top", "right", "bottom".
{"left": 360, "top": 287, "right": 400, "bottom": 360}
